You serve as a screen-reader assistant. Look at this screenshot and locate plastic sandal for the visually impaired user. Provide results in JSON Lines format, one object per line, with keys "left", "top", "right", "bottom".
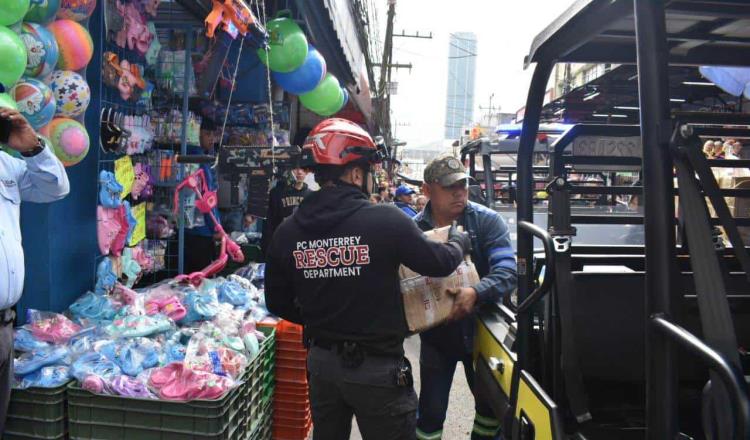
{"left": 14, "top": 328, "right": 50, "bottom": 353}
{"left": 105, "top": 314, "right": 173, "bottom": 339}
{"left": 95, "top": 258, "right": 118, "bottom": 295}
{"left": 16, "top": 365, "right": 71, "bottom": 389}
{"left": 14, "top": 346, "right": 70, "bottom": 376}
{"left": 69, "top": 292, "right": 118, "bottom": 322}
{"left": 97, "top": 206, "right": 122, "bottom": 256}
{"left": 217, "top": 280, "right": 248, "bottom": 306}
{"left": 71, "top": 352, "right": 122, "bottom": 382}
{"left": 99, "top": 170, "right": 123, "bottom": 208}
{"left": 110, "top": 374, "right": 154, "bottom": 398}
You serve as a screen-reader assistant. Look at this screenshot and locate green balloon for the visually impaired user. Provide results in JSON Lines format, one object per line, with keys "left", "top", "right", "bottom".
{"left": 0, "top": 0, "right": 30, "bottom": 26}
{"left": 0, "top": 93, "right": 18, "bottom": 110}
{"left": 0, "top": 26, "right": 26, "bottom": 89}
{"left": 300, "top": 74, "right": 345, "bottom": 116}
{"left": 316, "top": 88, "right": 345, "bottom": 117}
{"left": 257, "top": 17, "right": 308, "bottom": 73}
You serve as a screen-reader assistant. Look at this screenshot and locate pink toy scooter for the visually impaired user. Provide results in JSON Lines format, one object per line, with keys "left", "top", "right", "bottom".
{"left": 173, "top": 168, "right": 244, "bottom": 286}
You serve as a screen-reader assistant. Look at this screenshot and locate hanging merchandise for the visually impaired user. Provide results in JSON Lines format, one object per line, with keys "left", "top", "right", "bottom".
{"left": 0, "top": 94, "right": 18, "bottom": 110}
{"left": 102, "top": 52, "right": 146, "bottom": 103}
{"left": 112, "top": 0, "right": 154, "bottom": 56}
{"left": 341, "top": 87, "right": 349, "bottom": 107}
{"left": 47, "top": 70, "right": 91, "bottom": 118}
{"left": 272, "top": 44, "right": 326, "bottom": 95}
{"left": 256, "top": 11, "right": 307, "bottom": 73}
{"left": 42, "top": 117, "right": 90, "bottom": 166}
{"left": 0, "top": 26, "right": 28, "bottom": 89}
{"left": 48, "top": 19, "right": 94, "bottom": 71}
{"left": 25, "top": 0, "right": 60, "bottom": 24}
{"left": 20, "top": 23, "right": 59, "bottom": 78}
{"left": 10, "top": 78, "right": 56, "bottom": 130}
{"left": 57, "top": 0, "right": 97, "bottom": 22}
{"left": 299, "top": 73, "right": 344, "bottom": 116}
{"left": 0, "top": 0, "right": 30, "bottom": 27}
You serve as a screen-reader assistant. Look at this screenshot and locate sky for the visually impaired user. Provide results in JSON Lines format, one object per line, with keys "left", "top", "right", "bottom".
{"left": 382, "top": 0, "right": 573, "bottom": 150}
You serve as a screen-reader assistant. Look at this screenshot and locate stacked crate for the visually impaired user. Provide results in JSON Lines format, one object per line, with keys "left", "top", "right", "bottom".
{"left": 273, "top": 321, "right": 312, "bottom": 440}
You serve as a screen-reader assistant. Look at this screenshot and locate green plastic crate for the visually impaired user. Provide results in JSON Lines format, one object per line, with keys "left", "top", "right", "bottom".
{"left": 68, "top": 328, "right": 275, "bottom": 440}
{"left": 2, "top": 383, "right": 69, "bottom": 440}
{"left": 244, "top": 328, "right": 276, "bottom": 433}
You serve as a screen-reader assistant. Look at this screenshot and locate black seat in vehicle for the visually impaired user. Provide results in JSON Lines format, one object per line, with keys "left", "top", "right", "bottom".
{"left": 569, "top": 267, "right": 750, "bottom": 385}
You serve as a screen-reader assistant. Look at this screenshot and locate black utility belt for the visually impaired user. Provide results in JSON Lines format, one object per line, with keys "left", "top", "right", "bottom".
{"left": 309, "top": 338, "right": 401, "bottom": 358}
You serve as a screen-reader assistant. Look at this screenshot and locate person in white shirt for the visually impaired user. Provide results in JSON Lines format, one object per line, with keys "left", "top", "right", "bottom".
{"left": 0, "top": 108, "right": 69, "bottom": 431}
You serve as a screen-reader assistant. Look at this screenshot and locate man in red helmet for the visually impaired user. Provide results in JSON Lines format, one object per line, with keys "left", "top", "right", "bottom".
{"left": 265, "top": 118, "right": 473, "bottom": 440}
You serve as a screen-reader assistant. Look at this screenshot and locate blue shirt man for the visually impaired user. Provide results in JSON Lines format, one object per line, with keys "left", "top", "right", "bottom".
{"left": 394, "top": 184, "right": 418, "bottom": 217}
{"left": 413, "top": 156, "right": 516, "bottom": 440}
{"left": 0, "top": 108, "right": 69, "bottom": 432}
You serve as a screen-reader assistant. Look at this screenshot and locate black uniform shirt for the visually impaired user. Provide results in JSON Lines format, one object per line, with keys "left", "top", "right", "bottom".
{"left": 265, "top": 184, "right": 464, "bottom": 356}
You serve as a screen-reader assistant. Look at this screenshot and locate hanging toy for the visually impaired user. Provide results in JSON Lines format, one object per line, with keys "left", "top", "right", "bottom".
{"left": 0, "top": 0, "right": 30, "bottom": 26}
{"left": 42, "top": 117, "right": 89, "bottom": 166}
{"left": 173, "top": 168, "right": 244, "bottom": 286}
{"left": 57, "top": 0, "right": 97, "bottom": 22}
{"left": 47, "top": 70, "right": 90, "bottom": 118}
{"left": 48, "top": 19, "right": 93, "bottom": 71}
{"left": 20, "top": 23, "right": 59, "bottom": 78}
{"left": 256, "top": 11, "right": 307, "bottom": 73}
{"left": 299, "top": 73, "right": 344, "bottom": 117}
{"left": 272, "top": 44, "right": 326, "bottom": 95}
{"left": 10, "top": 78, "right": 56, "bottom": 130}
{"left": 0, "top": 26, "right": 28, "bottom": 89}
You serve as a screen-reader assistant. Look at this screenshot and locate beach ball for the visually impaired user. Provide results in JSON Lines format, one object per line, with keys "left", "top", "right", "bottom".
{"left": 257, "top": 15, "right": 307, "bottom": 73}
{"left": 10, "top": 78, "right": 56, "bottom": 129}
{"left": 47, "top": 70, "right": 90, "bottom": 117}
{"left": 300, "top": 73, "right": 344, "bottom": 117}
{"left": 57, "top": 0, "right": 96, "bottom": 21}
{"left": 43, "top": 117, "right": 88, "bottom": 166}
{"left": 47, "top": 19, "right": 93, "bottom": 71}
{"left": 272, "top": 44, "right": 326, "bottom": 95}
{"left": 20, "top": 23, "right": 59, "bottom": 78}
{"left": 25, "top": 0, "right": 60, "bottom": 24}
{"left": 0, "top": 0, "right": 30, "bottom": 26}
{"left": 0, "top": 26, "right": 27, "bottom": 89}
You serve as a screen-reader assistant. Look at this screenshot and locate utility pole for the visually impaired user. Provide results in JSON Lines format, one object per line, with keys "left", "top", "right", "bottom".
{"left": 478, "top": 93, "right": 500, "bottom": 128}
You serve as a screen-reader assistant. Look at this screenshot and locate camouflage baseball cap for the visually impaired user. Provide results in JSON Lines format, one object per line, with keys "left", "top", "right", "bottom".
{"left": 424, "top": 155, "right": 472, "bottom": 186}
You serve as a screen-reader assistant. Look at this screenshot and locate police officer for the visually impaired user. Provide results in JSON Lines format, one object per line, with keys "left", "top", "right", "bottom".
{"left": 265, "top": 119, "right": 472, "bottom": 440}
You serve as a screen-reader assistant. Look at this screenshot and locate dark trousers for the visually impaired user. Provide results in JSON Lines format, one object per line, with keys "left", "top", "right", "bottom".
{"left": 307, "top": 346, "right": 418, "bottom": 440}
{"left": 417, "top": 341, "right": 501, "bottom": 440}
{"left": 184, "top": 234, "right": 217, "bottom": 274}
{"left": 0, "top": 321, "right": 13, "bottom": 434}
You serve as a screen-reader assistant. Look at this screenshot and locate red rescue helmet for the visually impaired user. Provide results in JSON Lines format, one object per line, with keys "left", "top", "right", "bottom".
{"left": 300, "top": 118, "right": 385, "bottom": 168}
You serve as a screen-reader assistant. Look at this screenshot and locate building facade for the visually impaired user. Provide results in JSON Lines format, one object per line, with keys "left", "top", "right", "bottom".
{"left": 444, "top": 32, "right": 478, "bottom": 140}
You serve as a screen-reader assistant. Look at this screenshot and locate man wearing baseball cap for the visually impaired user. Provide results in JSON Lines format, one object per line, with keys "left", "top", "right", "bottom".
{"left": 394, "top": 184, "right": 418, "bottom": 217}
{"left": 414, "top": 155, "right": 517, "bottom": 440}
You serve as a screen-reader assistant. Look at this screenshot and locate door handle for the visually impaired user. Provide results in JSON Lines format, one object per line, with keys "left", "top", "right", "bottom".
{"left": 489, "top": 356, "right": 505, "bottom": 374}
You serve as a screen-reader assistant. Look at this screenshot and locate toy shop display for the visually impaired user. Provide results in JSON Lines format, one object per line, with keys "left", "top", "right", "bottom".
{"left": 10, "top": 77, "right": 56, "bottom": 129}
{"left": 0, "top": 0, "right": 31, "bottom": 27}
{"left": 0, "top": 26, "right": 28, "bottom": 89}
{"left": 48, "top": 19, "right": 94, "bottom": 71}
{"left": 11, "top": 265, "right": 275, "bottom": 401}
{"left": 20, "top": 22, "right": 59, "bottom": 78}
{"left": 42, "top": 117, "right": 90, "bottom": 166}
{"left": 47, "top": 70, "right": 91, "bottom": 117}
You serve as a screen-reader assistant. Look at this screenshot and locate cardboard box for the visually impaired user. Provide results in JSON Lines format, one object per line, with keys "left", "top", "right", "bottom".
{"left": 400, "top": 226, "right": 481, "bottom": 333}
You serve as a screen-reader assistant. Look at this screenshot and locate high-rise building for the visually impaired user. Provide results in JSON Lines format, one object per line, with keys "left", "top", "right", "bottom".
{"left": 444, "top": 32, "right": 477, "bottom": 140}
